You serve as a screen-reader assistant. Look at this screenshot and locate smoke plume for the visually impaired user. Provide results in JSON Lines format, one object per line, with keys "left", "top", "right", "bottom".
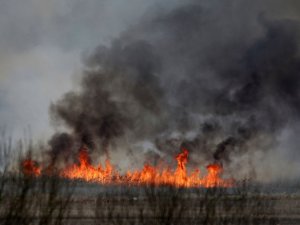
{"left": 50, "top": 1, "right": 300, "bottom": 181}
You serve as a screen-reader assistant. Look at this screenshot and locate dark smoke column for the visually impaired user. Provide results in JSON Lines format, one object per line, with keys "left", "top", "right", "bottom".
{"left": 49, "top": 1, "right": 300, "bottom": 180}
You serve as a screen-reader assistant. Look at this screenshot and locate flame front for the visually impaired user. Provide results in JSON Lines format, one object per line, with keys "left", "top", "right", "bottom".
{"left": 62, "top": 149, "right": 116, "bottom": 183}
{"left": 22, "top": 148, "right": 233, "bottom": 188}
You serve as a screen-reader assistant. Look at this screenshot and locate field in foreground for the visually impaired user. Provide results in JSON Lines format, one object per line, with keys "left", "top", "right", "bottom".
{"left": 0, "top": 175, "right": 299, "bottom": 225}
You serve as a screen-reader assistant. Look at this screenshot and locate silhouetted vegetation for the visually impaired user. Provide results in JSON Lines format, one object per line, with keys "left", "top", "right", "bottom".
{"left": 0, "top": 136, "right": 297, "bottom": 225}
{"left": 93, "top": 183, "right": 280, "bottom": 225}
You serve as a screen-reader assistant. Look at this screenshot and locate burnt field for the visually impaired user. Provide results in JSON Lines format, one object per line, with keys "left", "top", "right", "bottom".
{"left": 0, "top": 175, "right": 299, "bottom": 225}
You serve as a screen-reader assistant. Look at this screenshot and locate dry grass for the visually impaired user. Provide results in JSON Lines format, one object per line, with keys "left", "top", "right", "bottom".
{"left": 0, "top": 135, "right": 293, "bottom": 225}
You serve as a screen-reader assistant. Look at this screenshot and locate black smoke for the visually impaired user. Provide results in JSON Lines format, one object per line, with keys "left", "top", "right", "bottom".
{"left": 49, "top": 1, "right": 300, "bottom": 178}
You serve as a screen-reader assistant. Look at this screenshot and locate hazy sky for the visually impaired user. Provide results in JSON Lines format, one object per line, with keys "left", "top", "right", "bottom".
{"left": 0, "top": 0, "right": 182, "bottom": 140}
{"left": 1, "top": 0, "right": 300, "bottom": 181}
{"left": 1, "top": 0, "right": 299, "bottom": 140}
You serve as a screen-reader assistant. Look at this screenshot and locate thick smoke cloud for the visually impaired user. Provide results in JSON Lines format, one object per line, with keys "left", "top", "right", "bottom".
{"left": 50, "top": 1, "right": 300, "bottom": 181}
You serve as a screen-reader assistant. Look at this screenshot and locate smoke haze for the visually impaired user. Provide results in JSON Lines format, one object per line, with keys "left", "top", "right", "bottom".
{"left": 1, "top": 0, "right": 300, "bottom": 182}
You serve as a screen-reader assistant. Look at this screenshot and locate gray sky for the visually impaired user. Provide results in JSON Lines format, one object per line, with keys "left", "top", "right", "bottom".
{"left": 0, "top": 0, "right": 182, "bottom": 140}
{"left": 1, "top": 0, "right": 300, "bottom": 181}
{"left": 1, "top": 0, "right": 299, "bottom": 140}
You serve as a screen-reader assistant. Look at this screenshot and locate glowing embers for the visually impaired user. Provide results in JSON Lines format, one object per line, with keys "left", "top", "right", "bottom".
{"left": 22, "top": 148, "right": 234, "bottom": 188}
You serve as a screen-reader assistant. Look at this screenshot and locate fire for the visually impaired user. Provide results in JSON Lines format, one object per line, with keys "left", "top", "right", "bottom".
{"left": 22, "top": 159, "right": 41, "bottom": 176}
{"left": 205, "top": 164, "right": 224, "bottom": 187}
{"left": 22, "top": 148, "right": 233, "bottom": 188}
{"left": 61, "top": 148, "right": 116, "bottom": 183}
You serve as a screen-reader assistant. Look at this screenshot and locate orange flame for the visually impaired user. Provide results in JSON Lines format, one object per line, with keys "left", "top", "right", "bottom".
{"left": 22, "top": 159, "right": 41, "bottom": 176}
{"left": 22, "top": 148, "right": 233, "bottom": 188}
{"left": 61, "top": 148, "right": 116, "bottom": 183}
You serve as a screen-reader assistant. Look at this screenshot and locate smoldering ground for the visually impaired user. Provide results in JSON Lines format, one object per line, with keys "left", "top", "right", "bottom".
{"left": 49, "top": 0, "right": 300, "bottom": 182}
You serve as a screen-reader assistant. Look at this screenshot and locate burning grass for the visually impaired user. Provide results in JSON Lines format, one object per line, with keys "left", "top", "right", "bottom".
{"left": 22, "top": 148, "right": 234, "bottom": 188}
{"left": 0, "top": 173, "right": 285, "bottom": 225}
{"left": 0, "top": 137, "right": 296, "bottom": 225}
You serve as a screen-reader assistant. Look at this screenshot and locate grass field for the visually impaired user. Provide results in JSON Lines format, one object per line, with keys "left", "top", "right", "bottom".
{"left": 0, "top": 137, "right": 299, "bottom": 225}
{"left": 0, "top": 174, "right": 299, "bottom": 225}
